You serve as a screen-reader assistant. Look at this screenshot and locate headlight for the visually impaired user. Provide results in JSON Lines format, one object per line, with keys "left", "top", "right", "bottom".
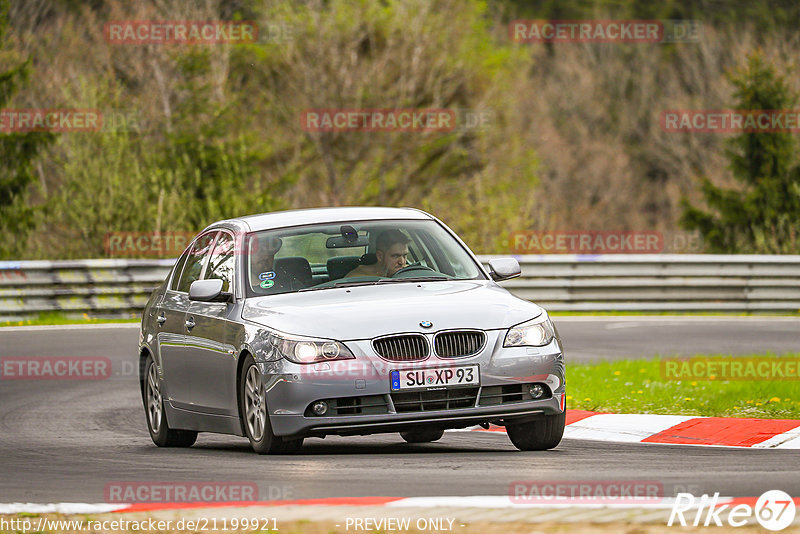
{"left": 503, "top": 315, "right": 555, "bottom": 347}
{"left": 265, "top": 332, "right": 355, "bottom": 364}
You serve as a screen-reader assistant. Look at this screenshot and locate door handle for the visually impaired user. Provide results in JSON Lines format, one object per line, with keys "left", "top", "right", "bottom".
{"left": 157, "top": 313, "right": 166, "bottom": 326}
{"left": 185, "top": 317, "right": 195, "bottom": 331}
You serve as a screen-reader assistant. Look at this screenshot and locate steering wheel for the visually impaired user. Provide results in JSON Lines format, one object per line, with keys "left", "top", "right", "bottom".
{"left": 392, "top": 263, "right": 436, "bottom": 277}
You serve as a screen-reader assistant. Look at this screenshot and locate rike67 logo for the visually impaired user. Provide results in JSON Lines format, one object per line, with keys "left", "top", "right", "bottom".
{"left": 669, "top": 490, "right": 796, "bottom": 531}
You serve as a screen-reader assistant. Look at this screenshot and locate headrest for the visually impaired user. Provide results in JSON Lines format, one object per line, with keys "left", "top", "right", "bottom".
{"left": 273, "top": 256, "right": 312, "bottom": 288}
{"left": 359, "top": 253, "right": 377, "bottom": 265}
{"left": 327, "top": 256, "right": 361, "bottom": 280}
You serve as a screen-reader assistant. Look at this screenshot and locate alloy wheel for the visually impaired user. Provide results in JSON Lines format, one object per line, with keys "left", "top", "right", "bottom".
{"left": 245, "top": 365, "right": 267, "bottom": 441}
{"left": 146, "top": 363, "right": 162, "bottom": 433}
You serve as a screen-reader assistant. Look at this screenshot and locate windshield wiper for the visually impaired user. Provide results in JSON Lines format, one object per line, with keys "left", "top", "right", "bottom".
{"left": 299, "top": 276, "right": 450, "bottom": 292}
{"left": 298, "top": 280, "right": 380, "bottom": 292}
{"left": 376, "top": 276, "right": 450, "bottom": 283}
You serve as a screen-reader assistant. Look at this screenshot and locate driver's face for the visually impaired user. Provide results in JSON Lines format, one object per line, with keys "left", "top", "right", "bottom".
{"left": 378, "top": 243, "right": 409, "bottom": 276}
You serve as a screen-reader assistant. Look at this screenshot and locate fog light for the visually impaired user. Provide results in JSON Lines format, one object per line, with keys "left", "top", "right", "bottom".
{"left": 529, "top": 384, "right": 545, "bottom": 399}
{"left": 311, "top": 401, "right": 328, "bottom": 416}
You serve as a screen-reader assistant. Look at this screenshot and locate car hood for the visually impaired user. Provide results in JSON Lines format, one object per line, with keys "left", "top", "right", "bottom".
{"left": 241, "top": 280, "right": 543, "bottom": 340}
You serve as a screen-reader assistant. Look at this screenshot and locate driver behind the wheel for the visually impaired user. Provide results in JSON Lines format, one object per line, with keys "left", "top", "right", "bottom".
{"left": 346, "top": 229, "right": 410, "bottom": 278}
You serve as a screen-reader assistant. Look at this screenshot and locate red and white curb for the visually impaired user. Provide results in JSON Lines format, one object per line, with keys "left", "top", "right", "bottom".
{"left": 466, "top": 410, "right": 800, "bottom": 449}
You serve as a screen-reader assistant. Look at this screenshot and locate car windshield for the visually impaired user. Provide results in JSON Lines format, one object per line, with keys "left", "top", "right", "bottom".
{"left": 244, "top": 219, "right": 485, "bottom": 297}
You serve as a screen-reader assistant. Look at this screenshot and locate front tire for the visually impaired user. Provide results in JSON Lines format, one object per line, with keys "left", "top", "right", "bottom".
{"left": 143, "top": 355, "right": 198, "bottom": 447}
{"left": 239, "top": 355, "right": 303, "bottom": 454}
{"left": 400, "top": 428, "right": 445, "bottom": 443}
{"left": 506, "top": 409, "right": 566, "bottom": 451}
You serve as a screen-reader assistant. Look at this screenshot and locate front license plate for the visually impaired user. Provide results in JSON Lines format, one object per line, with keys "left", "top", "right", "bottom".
{"left": 390, "top": 365, "right": 480, "bottom": 391}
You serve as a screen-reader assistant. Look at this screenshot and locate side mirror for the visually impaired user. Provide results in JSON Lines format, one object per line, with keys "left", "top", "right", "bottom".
{"left": 487, "top": 258, "right": 521, "bottom": 282}
{"left": 188, "top": 279, "right": 231, "bottom": 302}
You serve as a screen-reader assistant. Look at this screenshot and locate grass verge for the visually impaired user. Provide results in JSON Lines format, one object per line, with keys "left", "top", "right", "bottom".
{"left": 548, "top": 310, "right": 800, "bottom": 316}
{"left": 567, "top": 353, "right": 800, "bottom": 419}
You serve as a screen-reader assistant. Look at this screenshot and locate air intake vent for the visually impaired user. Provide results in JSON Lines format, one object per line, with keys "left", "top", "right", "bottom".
{"left": 372, "top": 334, "right": 429, "bottom": 361}
{"left": 434, "top": 330, "right": 486, "bottom": 358}
{"left": 392, "top": 387, "right": 479, "bottom": 412}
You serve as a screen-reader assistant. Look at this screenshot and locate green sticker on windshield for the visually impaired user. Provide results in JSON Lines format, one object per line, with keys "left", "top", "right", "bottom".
{"left": 260, "top": 279, "right": 274, "bottom": 289}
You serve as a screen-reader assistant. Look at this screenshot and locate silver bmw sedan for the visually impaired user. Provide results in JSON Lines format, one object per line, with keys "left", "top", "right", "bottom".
{"left": 139, "top": 207, "right": 566, "bottom": 454}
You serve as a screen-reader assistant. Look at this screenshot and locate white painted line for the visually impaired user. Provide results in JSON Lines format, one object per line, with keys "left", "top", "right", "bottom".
{"left": 562, "top": 414, "right": 695, "bottom": 443}
{"left": 0, "top": 497, "right": 747, "bottom": 513}
{"left": 0, "top": 323, "right": 140, "bottom": 332}
{"left": 0, "top": 503, "right": 127, "bottom": 514}
{"left": 385, "top": 495, "right": 729, "bottom": 509}
{"left": 460, "top": 416, "right": 800, "bottom": 450}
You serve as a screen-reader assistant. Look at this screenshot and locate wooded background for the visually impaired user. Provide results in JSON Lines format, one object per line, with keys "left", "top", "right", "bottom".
{"left": 2, "top": 0, "right": 799, "bottom": 258}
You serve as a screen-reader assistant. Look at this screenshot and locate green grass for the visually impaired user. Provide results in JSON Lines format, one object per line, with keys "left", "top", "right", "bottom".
{"left": 0, "top": 311, "right": 140, "bottom": 327}
{"left": 549, "top": 310, "right": 800, "bottom": 317}
{"left": 567, "top": 353, "right": 800, "bottom": 419}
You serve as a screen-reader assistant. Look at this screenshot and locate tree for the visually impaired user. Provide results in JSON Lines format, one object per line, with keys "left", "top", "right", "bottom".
{"left": 680, "top": 51, "right": 800, "bottom": 253}
{"left": 158, "top": 47, "right": 289, "bottom": 230}
{"left": 0, "top": 0, "right": 54, "bottom": 258}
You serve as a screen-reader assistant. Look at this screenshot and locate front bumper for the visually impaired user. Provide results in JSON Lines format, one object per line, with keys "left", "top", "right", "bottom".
{"left": 271, "top": 396, "right": 561, "bottom": 437}
{"left": 259, "top": 330, "right": 565, "bottom": 437}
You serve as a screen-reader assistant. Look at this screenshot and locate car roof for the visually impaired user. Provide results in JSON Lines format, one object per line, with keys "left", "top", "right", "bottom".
{"left": 209, "top": 206, "right": 434, "bottom": 233}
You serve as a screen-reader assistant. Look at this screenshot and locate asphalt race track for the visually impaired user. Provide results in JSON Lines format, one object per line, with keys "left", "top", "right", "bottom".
{"left": 555, "top": 316, "right": 800, "bottom": 361}
{"left": 1, "top": 318, "right": 798, "bottom": 503}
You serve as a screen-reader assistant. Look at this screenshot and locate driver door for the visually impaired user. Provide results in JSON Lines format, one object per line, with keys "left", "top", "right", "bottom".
{"left": 159, "top": 231, "right": 217, "bottom": 410}
{"left": 184, "top": 230, "right": 238, "bottom": 415}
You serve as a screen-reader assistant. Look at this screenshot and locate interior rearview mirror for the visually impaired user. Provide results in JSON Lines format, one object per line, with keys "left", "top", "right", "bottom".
{"left": 326, "top": 235, "right": 370, "bottom": 248}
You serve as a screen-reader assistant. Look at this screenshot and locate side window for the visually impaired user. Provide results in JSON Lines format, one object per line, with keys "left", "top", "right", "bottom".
{"left": 204, "top": 232, "right": 235, "bottom": 292}
{"left": 177, "top": 232, "right": 217, "bottom": 293}
{"left": 169, "top": 248, "right": 191, "bottom": 291}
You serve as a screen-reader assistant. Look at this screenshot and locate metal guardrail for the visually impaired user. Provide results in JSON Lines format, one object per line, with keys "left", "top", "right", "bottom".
{"left": 500, "top": 254, "right": 800, "bottom": 312}
{"left": 0, "top": 259, "right": 174, "bottom": 319}
{"left": 1, "top": 255, "right": 799, "bottom": 319}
